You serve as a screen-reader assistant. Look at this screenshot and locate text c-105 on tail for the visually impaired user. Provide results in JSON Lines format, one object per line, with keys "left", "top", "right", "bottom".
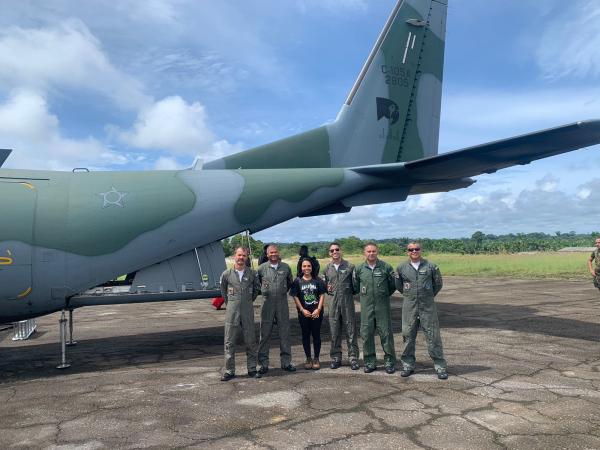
{"left": 381, "top": 65, "right": 411, "bottom": 87}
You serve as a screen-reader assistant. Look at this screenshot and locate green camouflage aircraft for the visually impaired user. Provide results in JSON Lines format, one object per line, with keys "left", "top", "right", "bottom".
{"left": 1, "top": 0, "right": 600, "bottom": 329}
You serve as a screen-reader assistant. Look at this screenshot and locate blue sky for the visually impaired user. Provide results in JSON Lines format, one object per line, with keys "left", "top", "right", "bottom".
{"left": 1, "top": 0, "right": 599, "bottom": 241}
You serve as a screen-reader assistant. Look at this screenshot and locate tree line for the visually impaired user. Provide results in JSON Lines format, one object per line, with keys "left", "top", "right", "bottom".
{"left": 222, "top": 231, "right": 599, "bottom": 258}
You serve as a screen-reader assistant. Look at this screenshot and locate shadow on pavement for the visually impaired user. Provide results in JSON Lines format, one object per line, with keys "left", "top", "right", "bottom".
{"left": 1, "top": 299, "right": 596, "bottom": 383}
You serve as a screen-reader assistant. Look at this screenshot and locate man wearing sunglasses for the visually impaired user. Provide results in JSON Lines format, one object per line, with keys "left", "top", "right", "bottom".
{"left": 395, "top": 242, "right": 448, "bottom": 379}
{"left": 324, "top": 243, "right": 359, "bottom": 370}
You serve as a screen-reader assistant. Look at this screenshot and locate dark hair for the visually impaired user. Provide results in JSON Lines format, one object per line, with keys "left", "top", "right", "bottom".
{"left": 364, "top": 242, "right": 378, "bottom": 249}
{"left": 299, "top": 257, "right": 313, "bottom": 268}
{"left": 233, "top": 246, "right": 248, "bottom": 255}
{"left": 329, "top": 242, "right": 341, "bottom": 249}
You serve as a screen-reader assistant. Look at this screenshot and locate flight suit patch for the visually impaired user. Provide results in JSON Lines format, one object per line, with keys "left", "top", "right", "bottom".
{"left": 404, "top": 282, "right": 411, "bottom": 290}
{"left": 228, "top": 287, "right": 235, "bottom": 295}
{"left": 361, "top": 286, "right": 367, "bottom": 294}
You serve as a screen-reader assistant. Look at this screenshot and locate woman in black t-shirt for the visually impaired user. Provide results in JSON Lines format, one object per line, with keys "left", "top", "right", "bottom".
{"left": 290, "top": 258, "right": 326, "bottom": 370}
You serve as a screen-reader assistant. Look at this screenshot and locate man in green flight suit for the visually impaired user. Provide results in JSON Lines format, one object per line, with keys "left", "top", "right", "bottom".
{"left": 353, "top": 242, "right": 397, "bottom": 374}
{"left": 257, "top": 244, "right": 296, "bottom": 374}
{"left": 324, "top": 242, "right": 359, "bottom": 370}
{"left": 220, "top": 247, "right": 261, "bottom": 381}
{"left": 587, "top": 237, "right": 600, "bottom": 290}
{"left": 395, "top": 242, "right": 448, "bottom": 380}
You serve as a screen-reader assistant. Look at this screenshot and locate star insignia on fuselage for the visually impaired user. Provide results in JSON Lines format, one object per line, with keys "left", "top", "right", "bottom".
{"left": 98, "top": 186, "right": 128, "bottom": 208}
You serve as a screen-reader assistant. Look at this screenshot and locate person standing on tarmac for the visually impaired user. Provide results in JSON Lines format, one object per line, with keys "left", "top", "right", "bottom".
{"left": 296, "top": 245, "right": 320, "bottom": 278}
{"left": 257, "top": 244, "right": 296, "bottom": 374}
{"left": 219, "top": 247, "right": 261, "bottom": 381}
{"left": 291, "top": 258, "right": 326, "bottom": 370}
{"left": 324, "top": 242, "right": 359, "bottom": 370}
{"left": 353, "top": 242, "right": 397, "bottom": 374}
{"left": 258, "top": 244, "right": 269, "bottom": 266}
{"left": 587, "top": 237, "right": 600, "bottom": 290}
{"left": 395, "top": 242, "right": 448, "bottom": 380}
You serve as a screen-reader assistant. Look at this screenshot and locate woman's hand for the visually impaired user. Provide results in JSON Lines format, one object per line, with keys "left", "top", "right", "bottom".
{"left": 311, "top": 308, "right": 321, "bottom": 319}
{"left": 302, "top": 308, "right": 312, "bottom": 318}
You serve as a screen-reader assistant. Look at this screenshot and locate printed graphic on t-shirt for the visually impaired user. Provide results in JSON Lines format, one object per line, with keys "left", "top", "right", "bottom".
{"left": 300, "top": 282, "right": 319, "bottom": 305}
{"left": 291, "top": 278, "right": 325, "bottom": 307}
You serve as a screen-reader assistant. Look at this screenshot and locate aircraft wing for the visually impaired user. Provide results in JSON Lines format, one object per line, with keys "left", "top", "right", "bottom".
{"left": 0, "top": 149, "right": 11, "bottom": 167}
{"left": 353, "top": 120, "right": 600, "bottom": 183}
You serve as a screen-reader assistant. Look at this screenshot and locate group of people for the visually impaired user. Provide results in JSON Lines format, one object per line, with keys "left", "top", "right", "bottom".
{"left": 219, "top": 241, "right": 448, "bottom": 381}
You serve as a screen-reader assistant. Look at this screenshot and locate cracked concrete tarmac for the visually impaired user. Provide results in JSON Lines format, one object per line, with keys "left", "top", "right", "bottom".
{"left": 1, "top": 277, "right": 599, "bottom": 449}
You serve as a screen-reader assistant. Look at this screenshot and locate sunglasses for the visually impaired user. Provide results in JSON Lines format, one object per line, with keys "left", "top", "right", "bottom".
{"left": 329, "top": 248, "right": 340, "bottom": 253}
{"left": 407, "top": 248, "right": 421, "bottom": 252}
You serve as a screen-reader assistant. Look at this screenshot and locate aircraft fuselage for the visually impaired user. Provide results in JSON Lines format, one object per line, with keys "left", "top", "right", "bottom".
{"left": 0, "top": 167, "right": 375, "bottom": 322}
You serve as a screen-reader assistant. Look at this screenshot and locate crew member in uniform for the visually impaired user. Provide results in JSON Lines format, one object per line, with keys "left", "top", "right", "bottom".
{"left": 220, "top": 247, "right": 261, "bottom": 381}
{"left": 395, "top": 242, "right": 448, "bottom": 379}
{"left": 353, "top": 242, "right": 397, "bottom": 374}
{"left": 257, "top": 245, "right": 296, "bottom": 374}
{"left": 324, "top": 242, "right": 359, "bottom": 370}
{"left": 588, "top": 237, "right": 600, "bottom": 290}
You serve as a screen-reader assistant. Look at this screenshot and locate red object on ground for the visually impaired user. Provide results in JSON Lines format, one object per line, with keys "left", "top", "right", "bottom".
{"left": 212, "top": 297, "right": 225, "bottom": 310}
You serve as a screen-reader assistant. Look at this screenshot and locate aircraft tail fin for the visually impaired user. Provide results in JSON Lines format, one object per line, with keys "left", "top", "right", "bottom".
{"left": 204, "top": 0, "right": 447, "bottom": 170}
{"left": 329, "top": 0, "right": 447, "bottom": 166}
{"left": 0, "top": 149, "right": 12, "bottom": 168}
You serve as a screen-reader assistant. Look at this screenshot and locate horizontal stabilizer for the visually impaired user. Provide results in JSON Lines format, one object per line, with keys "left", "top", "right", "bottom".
{"left": 353, "top": 120, "right": 600, "bottom": 183}
{"left": 0, "top": 149, "right": 11, "bottom": 167}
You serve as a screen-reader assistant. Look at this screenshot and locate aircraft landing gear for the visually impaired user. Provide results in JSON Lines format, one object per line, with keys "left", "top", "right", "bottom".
{"left": 67, "top": 308, "right": 77, "bottom": 347}
{"left": 56, "top": 309, "right": 71, "bottom": 369}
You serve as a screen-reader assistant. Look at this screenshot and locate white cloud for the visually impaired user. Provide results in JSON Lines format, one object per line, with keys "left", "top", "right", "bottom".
{"left": 0, "top": 90, "right": 128, "bottom": 170}
{"left": 112, "top": 96, "right": 243, "bottom": 160}
{"left": 0, "top": 20, "right": 150, "bottom": 110}
{"left": 536, "top": 0, "right": 600, "bottom": 80}
{"left": 578, "top": 188, "right": 591, "bottom": 199}
{"left": 154, "top": 156, "right": 183, "bottom": 170}
{"left": 535, "top": 174, "right": 559, "bottom": 192}
{"left": 115, "top": 96, "right": 214, "bottom": 153}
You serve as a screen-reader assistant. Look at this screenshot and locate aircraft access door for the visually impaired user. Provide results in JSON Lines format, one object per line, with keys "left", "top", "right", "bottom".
{"left": 0, "top": 181, "right": 35, "bottom": 302}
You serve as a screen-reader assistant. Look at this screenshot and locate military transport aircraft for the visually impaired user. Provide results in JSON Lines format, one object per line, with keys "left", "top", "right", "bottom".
{"left": 1, "top": 0, "right": 600, "bottom": 363}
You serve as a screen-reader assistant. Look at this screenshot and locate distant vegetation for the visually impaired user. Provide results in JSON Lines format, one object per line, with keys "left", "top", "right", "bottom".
{"left": 337, "top": 253, "right": 587, "bottom": 280}
{"left": 223, "top": 231, "right": 598, "bottom": 259}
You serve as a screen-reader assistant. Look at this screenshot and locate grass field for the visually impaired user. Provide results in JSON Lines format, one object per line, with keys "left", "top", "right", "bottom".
{"left": 268, "top": 252, "right": 590, "bottom": 280}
